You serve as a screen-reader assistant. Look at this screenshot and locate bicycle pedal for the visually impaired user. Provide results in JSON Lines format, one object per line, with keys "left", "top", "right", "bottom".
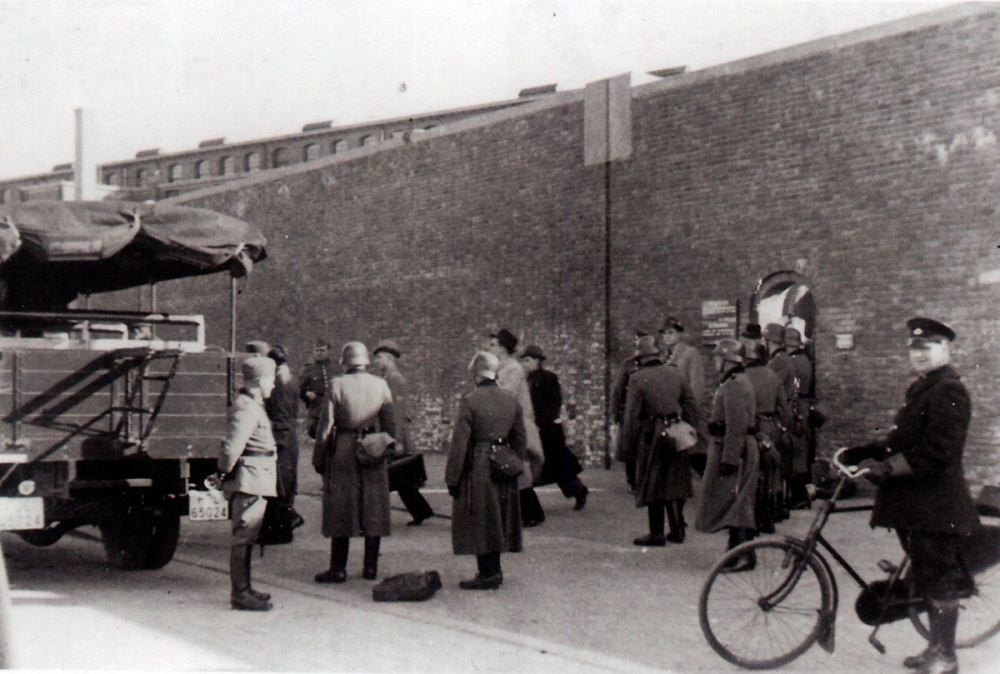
{"left": 876, "top": 559, "right": 898, "bottom": 574}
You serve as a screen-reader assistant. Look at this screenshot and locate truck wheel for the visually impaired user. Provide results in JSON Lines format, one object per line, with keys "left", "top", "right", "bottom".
{"left": 100, "top": 512, "right": 180, "bottom": 570}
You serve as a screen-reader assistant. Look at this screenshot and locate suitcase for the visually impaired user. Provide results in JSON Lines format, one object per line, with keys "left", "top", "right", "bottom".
{"left": 388, "top": 453, "right": 427, "bottom": 493}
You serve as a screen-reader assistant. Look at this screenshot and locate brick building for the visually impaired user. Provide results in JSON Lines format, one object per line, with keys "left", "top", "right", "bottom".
{"left": 81, "top": 4, "right": 1000, "bottom": 488}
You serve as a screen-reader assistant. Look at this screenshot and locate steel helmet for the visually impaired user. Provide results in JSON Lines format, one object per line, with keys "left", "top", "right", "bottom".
{"left": 340, "top": 341, "right": 370, "bottom": 367}
{"left": 713, "top": 338, "right": 745, "bottom": 364}
{"left": 468, "top": 351, "right": 500, "bottom": 380}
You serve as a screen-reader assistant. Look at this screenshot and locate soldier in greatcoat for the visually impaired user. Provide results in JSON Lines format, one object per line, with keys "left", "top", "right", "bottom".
{"left": 743, "top": 343, "right": 790, "bottom": 535}
{"left": 620, "top": 335, "right": 699, "bottom": 546}
{"left": 218, "top": 355, "right": 278, "bottom": 611}
{"left": 446, "top": 351, "right": 527, "bottom": 590}
{"left": 696, "top": 339, "right": 760, "bottom": 572}
{"left": 611, "top": 330, "right": 649, "bottom": 492}
{"left": 784, "top": 326, "right": 815, "bottom": 509}
{"left": 764, "top": 322, "right": 795, "bottom": 518}
{"left": 843, "top": 317, "right": 977, "bottom": 674}
{"left": 372, "top": 339, "right": 435, "bottom": 526}
{"left": 311, "top": 342, "right": 396, "bottom": 584}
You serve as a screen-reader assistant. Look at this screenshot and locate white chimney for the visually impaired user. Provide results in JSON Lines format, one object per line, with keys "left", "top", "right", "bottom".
{"left": 74, "top": 108, "right": 97, "bottom": 201}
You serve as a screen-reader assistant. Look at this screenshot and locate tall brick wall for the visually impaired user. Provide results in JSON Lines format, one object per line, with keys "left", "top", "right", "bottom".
{"left": 96, "top": 7, "right": 1000, "bottom": 487}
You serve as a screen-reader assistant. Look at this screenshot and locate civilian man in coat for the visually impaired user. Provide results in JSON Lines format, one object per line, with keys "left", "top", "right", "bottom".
{"left": 784, "top": 326, "right": 815, "bottom": 509}
{"left": 312, "top": 342, "right": 396, "bottom": 584}
{"left": 660, "top": 315, "right": 708, "bottom": 476}
{"left": 743, "top": 343, "right": 790, "bottom": 535}
{"left": 764, "top": 322, "right": 795, "bottom": 518}
{"left": 611, "top": 330, "right": 649, "bottom": 492}
{"left": 487, "top": 328, "right": 546, "bottom": 527}
{"left": 696, "top": 339, "right": 760, "bottom": 572}
{"left": 299, "top": 338, "right": 342, "bottom": 439}
{"left": 519, "top": 344, "right": 588, "bottom": 511}
{"left": 218, "top": 355, "right": 278, "bottom": 611}
{"left": 446, "top": 351, "right": 527, "bottom": 590}
{"left": 621, "top": 335, "right": 699, "bottom": 546}
{"left": 372, "top": 339, "right": 434, "bottom": 526}
{"left": 843, "top": 317, "right": 977, "bottom": 674}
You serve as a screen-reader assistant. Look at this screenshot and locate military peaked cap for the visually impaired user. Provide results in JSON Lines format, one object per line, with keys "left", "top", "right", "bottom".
{"left": 907, "top": 317, "right": 956, "bottom": 343}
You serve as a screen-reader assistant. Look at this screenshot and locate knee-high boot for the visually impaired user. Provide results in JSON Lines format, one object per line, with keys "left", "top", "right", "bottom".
{"left": 363, "top": 536, "right": 380, "bottom": 580}
{"left": 666, "top": 499, "right": 686, "bottom": 543}
{"left": 230, "top": 545, "right": 271, "bottom": 611}
{"left": 315, "top": 537, "right": 349, "bottom": 583}
{"left": 634, "top": 502, "right": 666, "bottom": 546}
{"left": 905, "top": 599, "right": 959, "bottom": 673}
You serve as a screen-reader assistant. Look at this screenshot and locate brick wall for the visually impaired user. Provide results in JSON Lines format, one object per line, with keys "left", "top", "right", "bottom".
{"left": 96, "top": 7, "right": 1000, "bottom": 487}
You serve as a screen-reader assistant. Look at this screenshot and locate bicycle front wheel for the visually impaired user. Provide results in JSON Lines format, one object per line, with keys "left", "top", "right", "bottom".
{"left": 909, "top": 554, "right": 1000, "bottom": 648}
{"left": 699, "top": 539, "right": 835, "bottom": 670}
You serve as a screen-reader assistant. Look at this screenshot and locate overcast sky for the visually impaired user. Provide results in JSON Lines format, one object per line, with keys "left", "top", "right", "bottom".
{"left": 0, "top": 0, "right": 955, "bottom": 181}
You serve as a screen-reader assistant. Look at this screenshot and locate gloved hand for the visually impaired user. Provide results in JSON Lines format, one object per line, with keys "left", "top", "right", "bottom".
{"left": 858, "top": 458, "right": 890, "bottom": 485}
{"left": 448, "top": 485, "right": 460, "bottom": 499}
{"left": 718, "top": 462, "right": 738, "bottom": 477}
{"left": 840, "top": 444, "right": 882, "bottom": 466}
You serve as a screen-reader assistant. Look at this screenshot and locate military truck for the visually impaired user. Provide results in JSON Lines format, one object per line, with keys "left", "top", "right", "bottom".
{"left": 0, "top": 200, "right": 266, "bottom": 569}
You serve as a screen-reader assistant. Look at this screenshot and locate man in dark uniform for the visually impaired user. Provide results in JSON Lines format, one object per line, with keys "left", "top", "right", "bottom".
{"left": 218, "top": 355, "right": 278, "bottom": 611}
{"left": 520, "top": 344, "right": 588, "bottom": 511}
{"left": 372, "top": 339, "right": 435, "bottom": 527}
{"left": 785, "top": 326, "right": 814, "bottom": 509}
{"left": 620, "top": 335, "right": 698, "bottom": 545}
{"left": 844, "top": 317, "right": 978, "bottom": 674}
{"left": 764, "top": 322, "right": 795, "bottom": 517}
{"left": 611, "top": 330, "right": 648, "bottom": 492}
{"left": 299, "top": 338, "right": 342, "bottom": 439}
{"left": 260, "top": 345, "right": 304, "bottom": 543}
{"left": 743, "top": 343, "right": 790, "bottom": 535}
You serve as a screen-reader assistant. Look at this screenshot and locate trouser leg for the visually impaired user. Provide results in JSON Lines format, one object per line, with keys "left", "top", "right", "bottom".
{"left": 230, "top": 544, "right": 250, "bottom": 594}
{"left": 363, "top": 536, "right": 380, "bottom": 579}
{"left": 647, "top": 502, "right": 665, "bottom": 536}
{"left": 625, "top": 460, "right": 637, "bottom": 490}
{"left": 398, "top": 488, "right": 434, "bottom": 522}
{"left": 520, "top": 488, "right": 545, "bottom": 525}
{"left": 333, "top": 537, "right": 350, "bottom": 570}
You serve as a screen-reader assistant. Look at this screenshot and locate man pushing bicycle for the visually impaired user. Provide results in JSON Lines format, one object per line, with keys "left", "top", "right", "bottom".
{"left": 843, "top": 317, "right": 979, "bottom": 674}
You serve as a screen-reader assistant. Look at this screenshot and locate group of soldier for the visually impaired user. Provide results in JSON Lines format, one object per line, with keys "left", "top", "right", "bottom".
{"left": 216, "top": 313, "right": 978, "bottom": 674}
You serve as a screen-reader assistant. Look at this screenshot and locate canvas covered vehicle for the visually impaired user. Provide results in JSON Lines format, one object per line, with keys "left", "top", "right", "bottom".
{"left": 0, "top": 200, "right": 266, "bottom": 569}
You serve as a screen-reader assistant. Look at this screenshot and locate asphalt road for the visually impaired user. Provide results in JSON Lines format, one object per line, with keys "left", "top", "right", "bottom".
{"left": 3, "top": 452, "right": 1000, "bottom": 673}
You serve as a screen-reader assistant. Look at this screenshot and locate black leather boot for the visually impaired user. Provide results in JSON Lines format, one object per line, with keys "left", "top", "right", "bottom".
{"left": 363, "top": 536, "right": 380, "bottom": 580}
{"left": 315, "top": 537, "right": 349, "bottom": 583}
{"left": 460, "top": 553, "right": 502, "bottom": 590}
{"left": 231, "top": 545, "right": 271, "bottom": 611}
{"left": 913, "top": 599, "right": 959, "bottom": 674}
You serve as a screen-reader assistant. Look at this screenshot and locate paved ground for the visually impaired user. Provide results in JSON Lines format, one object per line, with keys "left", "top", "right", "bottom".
{"left": 3, "top": 451, "right": 1000, "bottom": 672}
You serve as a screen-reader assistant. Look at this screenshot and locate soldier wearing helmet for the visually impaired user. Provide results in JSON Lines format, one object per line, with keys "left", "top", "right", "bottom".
{"left": 311, "top": 341, "right": 396, "bottom": 585}
{"left": 696, "top": 339, "right": 760, "bottom": 572}
{"left": 446, "top": 350, "right": 528, "bottom": 590}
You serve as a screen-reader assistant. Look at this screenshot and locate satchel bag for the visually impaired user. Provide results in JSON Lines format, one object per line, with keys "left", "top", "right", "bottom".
{"left": 662, "top": 420, "right": 699, "bottom": 452}
{"left": 489, "top": 440, "right": 523, "bottom": 481}
{"left": 356, "top": 432, "right": 397, "bottom": 465}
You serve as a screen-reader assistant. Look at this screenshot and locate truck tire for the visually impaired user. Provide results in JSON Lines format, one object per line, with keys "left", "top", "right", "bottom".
{"left": 100, "top": 512, "right": 180, "bottom": 570}
{"left": 17, "top": 526, "right": 67, "bottom": 547}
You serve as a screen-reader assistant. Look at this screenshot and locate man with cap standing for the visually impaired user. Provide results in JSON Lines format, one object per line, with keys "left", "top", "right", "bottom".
{"left": 620, "top": 335, "right": 699, "bottom": 545}
{"left": 446, "top": 351, "right": 527, "bottom": 590}
{"left": 312, "top": 342, "right": 396, "bottom": 584}
{"left": 372, "top": 339, "right": 435, "bottom": 527}
{"left": 299, "top": 338, "right": 342, "bottom": 439}
{"left": 487, "top": 328, "right": 546, "bottom": 527}
{"left": 611, "top": 330, "right": 649, "bottom": 492}
{"left": 520, "top": 344, "right": 589, "bottom": 511}
{"left": 739, "top": 323, "right": 763, "bottom": 358}
{"left": 260, "top": 345, "right": 304, "bottom": 544}
{"left": 784, "top": 326, "right": 814, "bottom": 510}
{"left": 843, "top": 317, "right": 977, "bottom": 674}
{"left": 764, "top": 322, "right": 795, "bottom": 518}
{"left": 660, "top": 316, "right": 705, "bottom": 407}
{"left": 218, "top": 355, "right": 278, "bottom": 611}
{"left": 743, "top": 343, "right": 790, "bottom": 535}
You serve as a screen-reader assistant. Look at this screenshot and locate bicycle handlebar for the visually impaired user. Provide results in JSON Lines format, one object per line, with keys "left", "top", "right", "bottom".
{"left": 832, "top": 446, "right": 871, "bottom": 478}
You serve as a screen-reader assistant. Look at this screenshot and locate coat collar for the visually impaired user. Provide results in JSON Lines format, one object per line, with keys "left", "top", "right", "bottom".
{"left": 239, "top": 387, "right": 266, "bottom": 406}
{"left": 908, "top": 364, "right": 960, "bottom": 398}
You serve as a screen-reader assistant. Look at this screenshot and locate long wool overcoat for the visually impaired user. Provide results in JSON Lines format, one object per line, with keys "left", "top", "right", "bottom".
{"left": 445, "top": 380, "right": 527, "bottom": 556}
{"left": 620, "top": 361, "right": 699, "bottom": 505}
{"left": 311, "top": 369, "right": 396, "bottom": 539}
{"left": 696, "top": 368, "right": 759, "bottom": 533}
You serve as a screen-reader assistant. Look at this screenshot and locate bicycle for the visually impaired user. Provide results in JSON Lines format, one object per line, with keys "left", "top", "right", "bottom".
{"left": 698, "top": 447, "right": 1000, "bottom": 670}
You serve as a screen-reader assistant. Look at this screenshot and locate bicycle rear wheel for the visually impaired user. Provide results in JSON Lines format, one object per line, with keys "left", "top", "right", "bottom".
{"left": 909, "top": 555, "right": 1000, "bottom": 648}
{"left": 699, "top": 539, "right": 835, "bottom": 669}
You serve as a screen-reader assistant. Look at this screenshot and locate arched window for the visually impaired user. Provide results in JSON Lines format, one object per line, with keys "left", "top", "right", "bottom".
{"left": 391, "top": 130, "right": 405, "bottom": 140}
{"left": 195, "top": 160, "right": 210, "bottom": 179}
{"left": 219, "top": 156, "right": 235, "bottom": 175}
{"left": 245, "top": 152, "right": 261, "bottom": 172}
{"left": 332, "top": 139, "right": 348, "bottom": 153}
{"left": 136, "top": 169, "right": 148, "bottom": 186}
{"left": 105, "top": 173, "right": 121, "bottom": 187}
{"left": 168, "top": 164, "right": 184, "bottom": 182}
{"left": 304, "top": 144, "right": 320, "bottom": 161}
{"left": 361, "top": 135, "right": 377, "bottom": 147}
{"left": 272, "top": 147, "right": 290, "bottom": 168}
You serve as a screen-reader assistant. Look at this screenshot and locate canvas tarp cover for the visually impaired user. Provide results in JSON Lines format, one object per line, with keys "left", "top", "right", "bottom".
{"left": 0, "top": 201, "right": 267, "bottom": 311}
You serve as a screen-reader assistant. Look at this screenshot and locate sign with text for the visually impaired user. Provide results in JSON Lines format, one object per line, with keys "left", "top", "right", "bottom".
{"left": 702, "top": 300, "right": 738, "bottom": 345}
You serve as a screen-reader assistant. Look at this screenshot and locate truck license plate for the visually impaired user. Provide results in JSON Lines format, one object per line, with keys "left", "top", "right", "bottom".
{"left": 189, "top": 490, "right": 229, "bottom": 521}
{"left": 0, "top": 497, "right": 45, "bottom": 531}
